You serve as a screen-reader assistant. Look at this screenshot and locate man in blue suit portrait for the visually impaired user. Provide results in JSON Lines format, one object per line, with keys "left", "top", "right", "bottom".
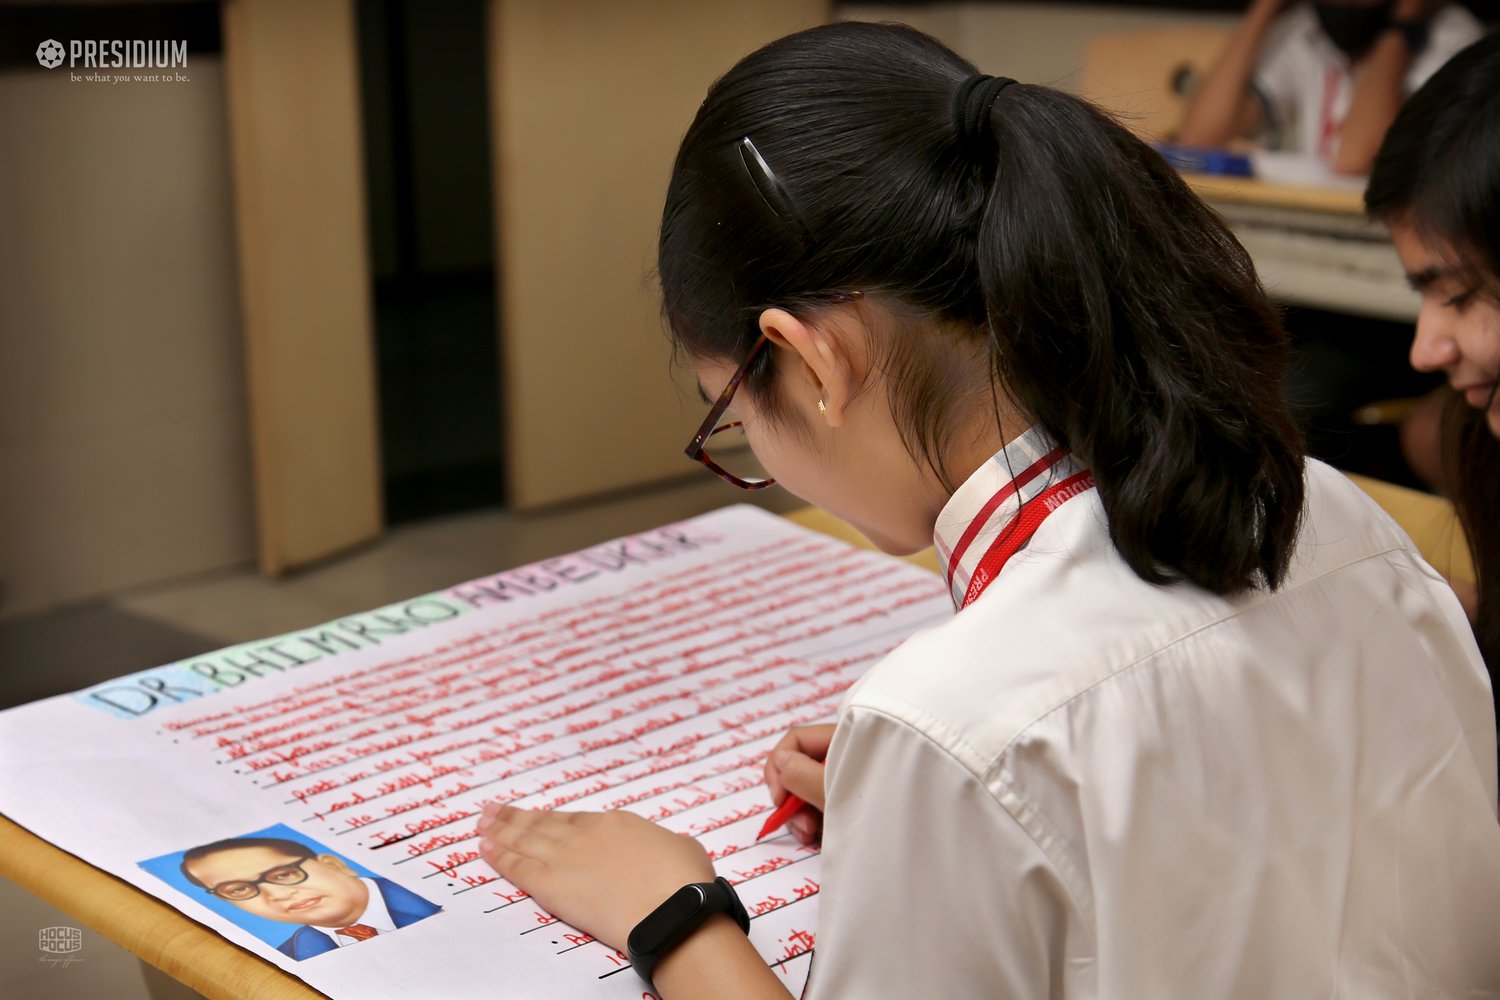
{"left": 180, "top": 835, "right": 441, "bottom": 960}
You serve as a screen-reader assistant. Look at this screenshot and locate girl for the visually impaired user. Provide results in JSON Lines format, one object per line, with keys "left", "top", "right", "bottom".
{"left": 477, "top": 22, "right": 1500, "bottom": 997}
{"left": 1367, "top": 31, "right": 1500, "bottom": 714}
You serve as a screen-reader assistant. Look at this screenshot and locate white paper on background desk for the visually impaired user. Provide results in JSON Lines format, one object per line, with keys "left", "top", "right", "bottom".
{"left": 0, "top": 505, "right": 950, "bottom": 999}
{"left": 1249, "top": 150, "right": 1367, "bottom": 192}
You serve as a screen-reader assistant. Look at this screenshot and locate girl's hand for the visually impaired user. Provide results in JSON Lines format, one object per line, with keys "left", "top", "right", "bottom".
{"left": 763, "top": 724, "right": 834, "bottom": 845}
{"left": 475, "top": 805, "right": 713, "bottom": 953}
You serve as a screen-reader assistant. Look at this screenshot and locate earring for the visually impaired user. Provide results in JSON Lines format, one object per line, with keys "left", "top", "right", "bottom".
{"left": 817, "top": 398, "right": 827, "bottom": 416}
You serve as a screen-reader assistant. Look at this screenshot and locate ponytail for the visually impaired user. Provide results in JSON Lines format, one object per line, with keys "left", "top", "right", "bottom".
{"left": 976, "top": 87, "right": 1304, "bottom": 592}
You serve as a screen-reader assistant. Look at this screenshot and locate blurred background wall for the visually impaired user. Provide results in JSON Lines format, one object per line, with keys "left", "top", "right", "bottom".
{"left": 1, "top": 0, "right": 1492, "bottom": 623}
{"left": 0, "top": 7, "right": 250, "bottom": 620}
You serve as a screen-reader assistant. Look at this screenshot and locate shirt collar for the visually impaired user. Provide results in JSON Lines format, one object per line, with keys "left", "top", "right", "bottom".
{"left": 932, "top": 426, "right": 1082, "bottom": 609}
{"left": 333, "top": 877, "right": 398, "bottom": 946}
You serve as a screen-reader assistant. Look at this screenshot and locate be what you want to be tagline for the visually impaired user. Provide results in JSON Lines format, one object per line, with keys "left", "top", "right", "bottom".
{"left": 34, "top": 38, "right": 192, "bottom": 85}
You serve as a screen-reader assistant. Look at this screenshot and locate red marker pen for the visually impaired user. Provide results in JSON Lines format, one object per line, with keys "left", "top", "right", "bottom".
{"left": 756, "top": 794, "right": 806, "bottom": 840}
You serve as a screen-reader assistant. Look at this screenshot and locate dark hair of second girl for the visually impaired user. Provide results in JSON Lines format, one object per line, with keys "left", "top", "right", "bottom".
{"left": 658, "top": 21, "right": 1304, "bottom": 596}
{"left": 1367, "top": 30, "right": 1500, "bottom": 679}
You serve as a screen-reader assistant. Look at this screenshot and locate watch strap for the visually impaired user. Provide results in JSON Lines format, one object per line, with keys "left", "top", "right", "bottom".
{"left": 627, "top": 877, "right": 750, "bottom": 988}
{"left": 714, "top": 875, "right": 752, "bottom": 935}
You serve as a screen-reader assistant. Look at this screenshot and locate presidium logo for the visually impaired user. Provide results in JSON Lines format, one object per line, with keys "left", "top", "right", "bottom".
{"left": 36, "top": 39, "right": 64, "bottom": 68}
{"left": 35, "top": 38, "right": 191, "bottom": 83}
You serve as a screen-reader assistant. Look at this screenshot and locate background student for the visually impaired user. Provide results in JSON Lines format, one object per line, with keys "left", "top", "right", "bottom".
{"left": 1181, "top": 1, "right": 1484, "bottom": 488}
{"left": 475, "top": 22, "right": 1500, "bottom": 998}
{"left": 1178, "top": 0, "right": 1482, "bottom": 175}
{"left": 1366, "top": 30, "right": 1500, "bottom": 711}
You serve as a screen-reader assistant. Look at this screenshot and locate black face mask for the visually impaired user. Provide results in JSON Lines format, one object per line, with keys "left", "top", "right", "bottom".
{"left": 1314, "top": 1, "right": 1397, "bottom": 58}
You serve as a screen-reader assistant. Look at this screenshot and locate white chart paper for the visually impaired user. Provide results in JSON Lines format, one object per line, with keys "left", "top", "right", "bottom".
{"left": 0, "top": 506, "right": 950, "bottom": 998}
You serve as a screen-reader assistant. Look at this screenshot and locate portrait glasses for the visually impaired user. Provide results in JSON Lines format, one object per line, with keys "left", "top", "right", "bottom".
{"left": 206, "top": 858, "right": 311, "bottom": 901}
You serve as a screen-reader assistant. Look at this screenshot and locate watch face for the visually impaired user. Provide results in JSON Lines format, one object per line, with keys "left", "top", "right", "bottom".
{"left": 628, "top": 884, "right": 707, "bottom": 952}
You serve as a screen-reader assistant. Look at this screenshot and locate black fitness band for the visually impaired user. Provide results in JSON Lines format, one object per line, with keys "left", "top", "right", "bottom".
{"left": 626, "top": 876, "right": 751, "bottom": 989}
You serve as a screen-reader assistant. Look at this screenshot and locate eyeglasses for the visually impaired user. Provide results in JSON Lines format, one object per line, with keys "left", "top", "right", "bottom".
{"left": 684, "top": 332, "right": 775, "bottom": 490}
{"left": 205, "top": 859, "right": 311, "bottom": 901}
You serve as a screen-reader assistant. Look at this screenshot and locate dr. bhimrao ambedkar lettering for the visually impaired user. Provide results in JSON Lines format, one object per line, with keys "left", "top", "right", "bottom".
{"left": 77, "top": 525, "right": 720, "bottom": 719}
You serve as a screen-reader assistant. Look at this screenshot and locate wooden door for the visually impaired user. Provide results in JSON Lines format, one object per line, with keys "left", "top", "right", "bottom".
{"left": 223, "top": 0, "right": 383, "bottom": 574}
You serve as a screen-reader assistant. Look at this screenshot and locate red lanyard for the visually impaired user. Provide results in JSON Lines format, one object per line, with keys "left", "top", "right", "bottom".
{"left": 1318, "top": 65, "right": 1341, "bottom": 161}
{"left": 944, "top": 446, "right": 1067, "bottom": 591}
{"left": 959, "top": 469, "right": 1095, "bottom": 609}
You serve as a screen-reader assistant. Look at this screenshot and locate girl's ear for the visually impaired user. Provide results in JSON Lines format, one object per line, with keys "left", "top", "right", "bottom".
{"left": 757, "top": 307, "right": 861, "bottom": 427}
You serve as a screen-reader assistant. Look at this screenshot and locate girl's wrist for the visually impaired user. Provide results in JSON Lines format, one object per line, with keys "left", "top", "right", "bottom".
{"left": 650, "top": 914, "right": 789, "bottom": 1000}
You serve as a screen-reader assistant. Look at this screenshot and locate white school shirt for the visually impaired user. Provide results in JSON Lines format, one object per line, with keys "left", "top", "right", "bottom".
{"left": 1252, "top": 3, "right": 1482, "bottom": 161}
{"left": 807, "top": 430, "right": 1500, "bottom": 998}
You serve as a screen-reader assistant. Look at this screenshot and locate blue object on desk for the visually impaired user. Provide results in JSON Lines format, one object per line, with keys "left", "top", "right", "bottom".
{"left": 1153, "top": 144, "right": 1255, "bottom": 178}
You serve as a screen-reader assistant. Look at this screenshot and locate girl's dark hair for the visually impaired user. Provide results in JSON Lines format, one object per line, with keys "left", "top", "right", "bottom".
{"left": 1367, "top": 31, "right": 1500, "bottom": 679}
{"left": 1442, "top": 398, "right": 1500, "bottom": 676}
{"left": 660, "top": 21, "right": 1304, "bottom": 595}
{"left": 1366, "top": 31, "right": 1500, "bottom": 295}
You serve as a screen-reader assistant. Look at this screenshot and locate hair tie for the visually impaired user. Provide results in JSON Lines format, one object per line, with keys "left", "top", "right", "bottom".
{"left": 952, "top": 74, "right": 1016, "bottom": 152}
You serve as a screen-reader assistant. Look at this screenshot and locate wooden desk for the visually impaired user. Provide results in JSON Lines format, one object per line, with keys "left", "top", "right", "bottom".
{"left": 1183, "top": 174, "right": 1418, "bottom": 322}
{"left": 1345, "top": 473, "right": 1473, "bottom": 584}
{"left": 1185, "top": 174, "right": 1364, "bottom": 216}
{"left": 0, "top": 812, "right": 319, "bottom": 1000}
{"left": 0, "top": 484, "right": 1465, "bottom": 999}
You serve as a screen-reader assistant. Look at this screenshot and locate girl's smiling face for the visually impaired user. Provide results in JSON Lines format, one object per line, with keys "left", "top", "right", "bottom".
{"left": 1389, "top": 219, "right": 1500, "bottom": 437}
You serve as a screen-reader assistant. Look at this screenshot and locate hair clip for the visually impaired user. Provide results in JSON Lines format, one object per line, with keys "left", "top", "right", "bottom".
{"left": 736, "top": 137, "right": 817, "bottom": 251}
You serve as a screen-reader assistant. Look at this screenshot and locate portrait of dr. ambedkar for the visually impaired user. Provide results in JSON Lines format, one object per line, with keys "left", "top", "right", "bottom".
{"left": 176, "top": 835, "right": 441, "bottom": 960}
